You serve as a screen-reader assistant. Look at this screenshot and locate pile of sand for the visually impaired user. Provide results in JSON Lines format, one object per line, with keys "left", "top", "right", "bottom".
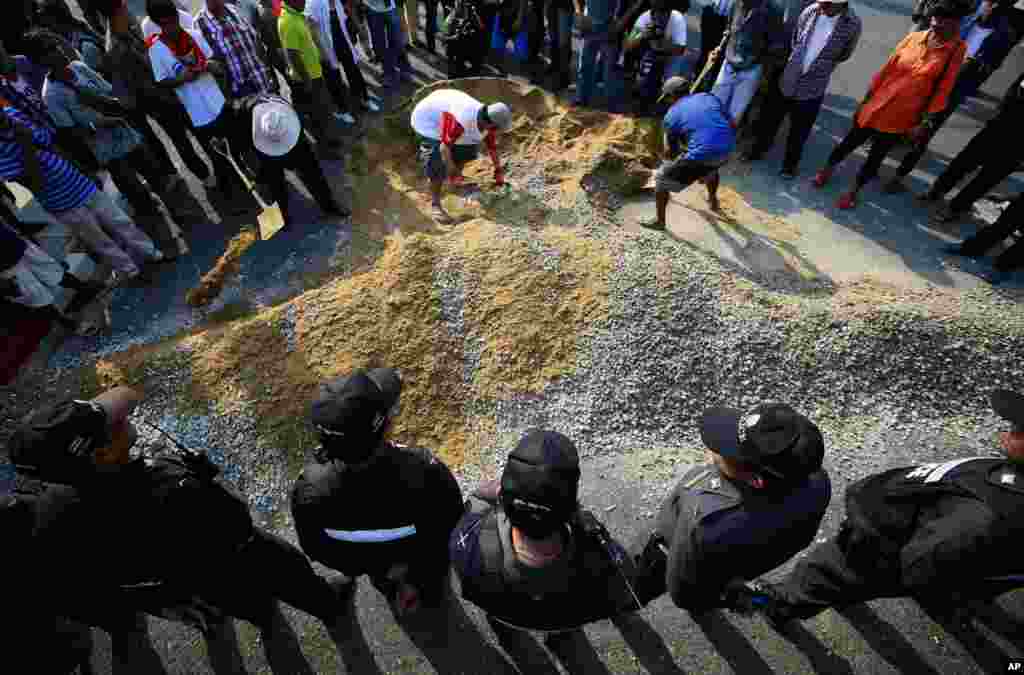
{"left": 93, "top": 78, "right": 641, "bottom": 467}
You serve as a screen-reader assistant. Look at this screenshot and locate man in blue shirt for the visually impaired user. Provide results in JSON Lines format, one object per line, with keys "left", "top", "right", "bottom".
{"left": 630, "top": 402, "right": 832, "bottom": 613}
{"left": 640, "top": 77, "right": 736, "bottom": 230}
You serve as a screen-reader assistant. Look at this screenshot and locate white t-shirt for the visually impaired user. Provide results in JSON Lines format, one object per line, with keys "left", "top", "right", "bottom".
{"left": 802, "top": 13, "right": 837, "bottom": 74}
{"left": 148, "top": 28, "right": 226, "bottom": 128}
{"left": 141, "top": 9, "right": 196, "bottom": 40}
{"left": 965, "top": 23, "right": 994, "bottom": 58}
{"left": 632, "top": 10, "right": 688, "bottom": 48}
{"left": 411, "top": 89, "right": 486, "bottom": 145}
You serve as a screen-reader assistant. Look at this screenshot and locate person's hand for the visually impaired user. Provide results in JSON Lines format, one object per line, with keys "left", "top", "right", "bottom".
{"left": 494, "top": 168, "right": 505, "bottom": 185}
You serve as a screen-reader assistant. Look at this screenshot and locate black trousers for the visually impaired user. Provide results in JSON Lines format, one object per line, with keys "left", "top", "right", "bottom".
{"left": 258, "top": 135, "right": 340, "bottom": 224}
{"left": 524, "top": 0, "right": 547, "bottom": 66}
{"left": 827, "top": 124, "right": 904, "bottom": 190}
{"left": 753, "top": 92, "right": 824, "bottom": 173}
{"left": 106, "top": 146, "right": 178, "bottom": 251}
{"left": 773, "top": 523, "right": 904, "bottom": 621}
{"left": 194, "top": 529, "right": 338, "bottom": 626}
{"left": 958, "top": 192, "right": 1024, "bottom": 272}
{"left": 136, "top": 93, "right": 211, "bottom": 182}
{"left": 323, "top": 65, "right": 354, "bottom": 115}
{"left": 422, "top": 0, "right": 440, "bottom": 52}
{"left": 448, "top": 33, "right": 487, "bottom": 78}
{"left": 330, "top": 8, "right": 371, "bottom": 104}
{"left": 546, "top": 1, "right": 573, "bottom": 83}
{"left": 931, "top": 116, "right": 1024, "bottom": 214}
{"left": 106, "top": 146, "right": 169, "bottom": 215}
{"left": 192, "top": 111, "right": 243, "bottom": 191}
{"left": 696, "top": 7, "right": 729, "bottom": 77}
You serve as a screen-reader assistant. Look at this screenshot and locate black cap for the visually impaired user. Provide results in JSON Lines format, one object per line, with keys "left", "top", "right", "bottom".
{"left": 310, "top": 368, "right": 402, "bottom": 438}
{"left": 700, "top": 403, "right": 825, "bottom": 481}
{"left": 7, "top": 387, "right": 142, "bottom": 482}
{"left": 500, "top": 430, "right": 580, "bottom": 516}
{"left": 991, "top": 389, "right": 1024, "bottom": 433}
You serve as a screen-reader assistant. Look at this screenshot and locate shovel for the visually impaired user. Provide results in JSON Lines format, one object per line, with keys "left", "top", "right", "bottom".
{"left": 208, "top": 138, "right": 287, "bottom": 241}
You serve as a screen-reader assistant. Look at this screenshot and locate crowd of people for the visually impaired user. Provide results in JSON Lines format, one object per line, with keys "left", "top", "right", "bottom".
{"left": 1, "top": 0, "right": 1022, "bottom": 344}
{"left": 641, "top": 0, "right": 1024, "bottom": 288}
{"left": 5, "top": 368, "right": 1024, "bottom": 672}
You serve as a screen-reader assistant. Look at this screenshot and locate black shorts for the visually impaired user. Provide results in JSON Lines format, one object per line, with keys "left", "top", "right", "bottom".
{"left": 654, "top": 155, "right": 729, "bottom": 192}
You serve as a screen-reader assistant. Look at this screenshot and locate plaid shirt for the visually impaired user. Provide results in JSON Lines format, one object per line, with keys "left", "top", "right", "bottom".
{"left": 780, "top": 4, "right": 862, "bottom": 101}
{"left": 195, "top": 4, "right": 277, "bottom": 98}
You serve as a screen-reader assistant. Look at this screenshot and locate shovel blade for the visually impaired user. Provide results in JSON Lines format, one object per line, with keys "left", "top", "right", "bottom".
{"left": 257, "top": 204, "right": 287, "bottom": 240}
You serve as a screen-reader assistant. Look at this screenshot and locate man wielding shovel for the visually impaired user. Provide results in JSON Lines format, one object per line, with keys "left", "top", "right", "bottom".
{"left": 227, "top": 94, "right": 349, "bottom": 234}
{"left": 410, "top": 89, "right": 513, "bottom": 224}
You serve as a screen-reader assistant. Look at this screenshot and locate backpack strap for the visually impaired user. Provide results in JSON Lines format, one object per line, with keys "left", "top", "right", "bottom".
{"left": 474, "top": 509, "right": 509, "bottom": 596}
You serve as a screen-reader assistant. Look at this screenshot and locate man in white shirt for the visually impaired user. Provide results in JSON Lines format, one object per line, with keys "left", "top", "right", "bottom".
{"left": 623, "top": 0, "right": 689, "bottom": 104}
{"left": 146, "top": 0, "right": 247, "bottom": 204}
{"left": 410, "top": 89, "right": 512, "bottom": 223}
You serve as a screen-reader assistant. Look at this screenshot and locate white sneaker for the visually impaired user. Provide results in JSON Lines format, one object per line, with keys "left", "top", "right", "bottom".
{"left": 335, "top": 112, "right": 356, "bottom": 124}
{"left": 363, "top": 99, "right": 380, "bottom": 113}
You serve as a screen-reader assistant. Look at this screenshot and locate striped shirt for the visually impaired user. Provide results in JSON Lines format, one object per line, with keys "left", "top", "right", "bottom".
{"left": 0, "top": 114, "right": 96, "bottom": 214}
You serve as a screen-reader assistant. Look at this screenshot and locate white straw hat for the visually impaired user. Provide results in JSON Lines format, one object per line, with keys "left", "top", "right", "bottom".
{"left": 252, "top": 100, "right": 301, "bottom": 157}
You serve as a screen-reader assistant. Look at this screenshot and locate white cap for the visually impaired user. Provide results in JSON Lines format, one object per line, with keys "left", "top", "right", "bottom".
{"left": 252, "top": 101, "right": 301, "bottom": 157}
{"left": 485, "top": 102, "right": 513, "bottom": 131}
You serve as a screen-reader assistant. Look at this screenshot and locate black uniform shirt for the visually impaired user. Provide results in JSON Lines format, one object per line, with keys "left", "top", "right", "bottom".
{"left": 290, "top": 442, "right": 464, "bottom": 584}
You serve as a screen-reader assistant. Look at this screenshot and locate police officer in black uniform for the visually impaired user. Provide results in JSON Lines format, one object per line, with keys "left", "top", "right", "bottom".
{"left": 8, "top": 386, "right": 351, "bottom": 667}
{"left": 753, "top": 389, "right": 1024, "bottom": 625}
{"left": 631, "top": 402, "right": 832, "bottom": 612}
{"left": 290, "top": 368, "right": 465, "bottom": 618}
{"left": 449, "top": 429, "right": 642, "bottom": 633}
{"left": 2, "top": 481, "right": 94, "bottom": 674}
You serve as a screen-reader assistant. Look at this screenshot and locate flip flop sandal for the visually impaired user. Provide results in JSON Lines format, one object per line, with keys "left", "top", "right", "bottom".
{"left": 836, "top": 194, "right": 856, "bottom": 210}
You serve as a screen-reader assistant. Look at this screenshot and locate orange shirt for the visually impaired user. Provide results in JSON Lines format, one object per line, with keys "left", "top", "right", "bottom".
{"left": 855, "top": 31, "right": 965, "bottom": 134}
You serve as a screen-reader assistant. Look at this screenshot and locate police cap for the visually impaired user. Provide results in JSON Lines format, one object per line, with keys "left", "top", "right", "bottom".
{"left": 310, "top": 368, "right": 402, "bottom": 440}
{"left": 8, "top": 387, "right": 141, "bottom": 482}
{"left": 991, "top": 389, "right": 1024, "bottom": 433}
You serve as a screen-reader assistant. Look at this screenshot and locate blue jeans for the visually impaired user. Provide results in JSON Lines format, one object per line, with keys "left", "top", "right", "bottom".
{"left": 366, "top": 7, "right": 409, "bottom": 80}
{"left": 575, "top": 31, "right": 624, "bottom": 107}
